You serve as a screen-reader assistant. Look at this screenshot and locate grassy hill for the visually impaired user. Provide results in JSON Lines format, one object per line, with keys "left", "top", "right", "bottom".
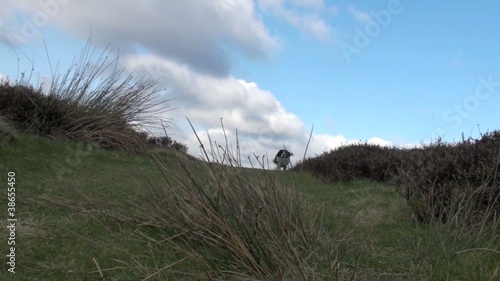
{"left": 0, "top": 48, "right": 498, "bottom": 279}
{"left": 1, "top": 132, "right": 499, "bottom": 281}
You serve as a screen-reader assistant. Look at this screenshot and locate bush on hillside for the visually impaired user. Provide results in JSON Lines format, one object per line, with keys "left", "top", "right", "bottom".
{"left": 296, "top": 131, "right": 500, "bottom": 224}
{"left": 145, "top": 135, "right": 188, "bottom": 154}
{"left": 0, "top": 115, "right": 18, "bottom": 144}
{"left": 392, "top": 133, "right": 500, "bottom": 224}
{"left": 0, "top": 41, "right": 172, "bottom": 152}
{"left": 296, "top": 131, "right": 500, "bottom": 222}
{"left": 0, "top": 83, "right": 64, "bottom": 135}
{"left": 295, "top": 142, "right": 404, "bottom": 182}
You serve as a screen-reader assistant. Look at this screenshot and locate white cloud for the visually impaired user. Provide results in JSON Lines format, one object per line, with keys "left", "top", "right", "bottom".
{"left": 295, "top": 15, "right": 331, "bottom": 41}
{"left": 123, "top": 53, "right": 309, "bottom": 161}
{"left": 0, "top": 72, "right": 13, "bottom": 84}
{"left": 306, "top": 134, "right": 395, "bottom": 156}
{"left": 257, "top": 0, "right": 334, "bottom": 41}
{"left": 348, "top": 5, "right": 372, "bottom": 22}
{"left": 0, "top": 6, "right": 20, "bottom": 46}
{"left": 308, "top": 133, "right": 350, "bottom": 154}
{"left": 125, "top": 53, "right": 304, "bottom": 136}
{"left": 366, "top": 137, "right": 392, "bottom": 146}
{"left": 121, "top": 53, "right": 397, "bottom": 166}
{"left": 3, "top": 0, "right": 397, "bottom": 167}
{"left": 7, "top": 0, "right": 279, "bottom": 77}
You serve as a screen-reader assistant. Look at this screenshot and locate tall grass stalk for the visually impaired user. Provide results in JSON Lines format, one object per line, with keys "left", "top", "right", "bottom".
{"left": 0, "top": 38, "right": 172, "bottom": 151}
{"left": 45, "top": 39, "right": 171, "bottom": 148}
{"left": 132, "top": 120, "right": 343, "bottom": 280}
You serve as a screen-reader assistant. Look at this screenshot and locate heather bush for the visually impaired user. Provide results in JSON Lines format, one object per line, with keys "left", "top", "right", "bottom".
{"left": 144, "top": 135, "right": 189, "bottom": 154}
{"left": 0, "top": 41, "right": 171, "bottom": 152}
{"left": 393, "top": 132, "right": 500, "bottom": 223}
{"left": 0, "top": 82, "right": 66, "bottom": 135}
{"left": 296, "top": 132, "right": 500, "bottom": 224}
{"left": 295, "top": 142, "right": 404, "bottom": 182}
{"left": 0, "top": 115, "right": 18, "bottom": 144}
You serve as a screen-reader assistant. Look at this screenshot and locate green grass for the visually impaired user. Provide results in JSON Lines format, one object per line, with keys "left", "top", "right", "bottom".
{"left": 0, "top": 133, "right": 194, "bottom": 280}
{"left": 0, "top": 133, "right": 499, "bottom": 280}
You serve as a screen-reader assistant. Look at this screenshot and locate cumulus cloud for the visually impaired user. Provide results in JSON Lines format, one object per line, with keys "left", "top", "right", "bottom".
{"left": 124, "top": 53, "right": 304, "bottom": 138}
{"left": 366, "top": 137, "right": 392, "bottom": 146}
{"left": 7, "top": 0, "right": 278, "bottom": 77}
{"left": 3, "top": 0, "right": 396, "bottom": 167}
{"left": 308, "top": 133, "right": 350, "bottom": 155}
{"left": 183, "top": 126, "right": 366, "bottom": 167}
{"left": 121, "top": 53, "right": 383, "bottom": 165}
{"left": 348, "top": 5, "right": 372, "bottom": 22}
{"left": 307, "top": 134, "right": 394, "bottom": 156}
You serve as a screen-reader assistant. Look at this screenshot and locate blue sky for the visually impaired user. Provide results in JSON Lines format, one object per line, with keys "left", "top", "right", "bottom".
{"left": 1, "top": 0, "right": 499, "bottom": 163}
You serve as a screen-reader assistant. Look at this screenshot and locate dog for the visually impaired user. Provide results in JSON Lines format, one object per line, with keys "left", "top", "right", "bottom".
{"left": 273, "top": 149, "right": 293, "bottom": 170}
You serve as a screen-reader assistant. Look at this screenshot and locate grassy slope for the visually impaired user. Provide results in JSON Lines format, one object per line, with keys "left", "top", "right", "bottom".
{"left": 0, "top": 134, "right": 499, "bottom": 280}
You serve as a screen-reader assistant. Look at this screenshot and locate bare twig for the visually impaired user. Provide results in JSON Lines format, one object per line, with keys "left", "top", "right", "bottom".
{"left": 456, "top": 248, "right": 500, "bottom": 255}
{"left": 142, "top": 259, "right": 186, "bottom": 281}
{"left": 300, "top": 124, "right": 314, "bottom": 174}
{"left": 93, "top": 257, "right": 105, "bottom": 279}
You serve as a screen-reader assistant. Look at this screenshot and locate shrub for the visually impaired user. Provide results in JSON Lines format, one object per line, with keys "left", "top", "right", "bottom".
{"left": 0, "top": 82, "right": 66, "bottom": 135}
{"left": 143, "top": 135, "right": 189, "bottom": 154}
{"left": 0, "top": 115, "right": 18, "bottom": 144}
{"left": 393, "top": 133, "right": 500, "bottom": 224}
{"left": 296, "top": 132, "right": 500, "bottom": 224}
{"left": 295, "top": 142, "right": 404, "bottom": 182}
{"left": 0, "top": 41, "right": 170, "bottom": 152}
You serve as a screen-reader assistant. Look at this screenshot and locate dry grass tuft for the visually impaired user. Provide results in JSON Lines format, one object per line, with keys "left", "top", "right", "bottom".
{"left": 0, "top": 39, "right": 172, "bottom": 152}
{"left": 127, "top": 119, "right": 345, "bottom": 280}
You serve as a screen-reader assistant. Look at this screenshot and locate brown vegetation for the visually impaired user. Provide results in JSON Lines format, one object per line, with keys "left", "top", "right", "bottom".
{"left": 296, "top": 133, "right": 500, "bottom": 224}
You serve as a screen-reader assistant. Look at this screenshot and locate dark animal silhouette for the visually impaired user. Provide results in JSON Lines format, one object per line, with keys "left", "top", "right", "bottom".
{"left": 273, "top": 149, "right": 293, "bottom": 170}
